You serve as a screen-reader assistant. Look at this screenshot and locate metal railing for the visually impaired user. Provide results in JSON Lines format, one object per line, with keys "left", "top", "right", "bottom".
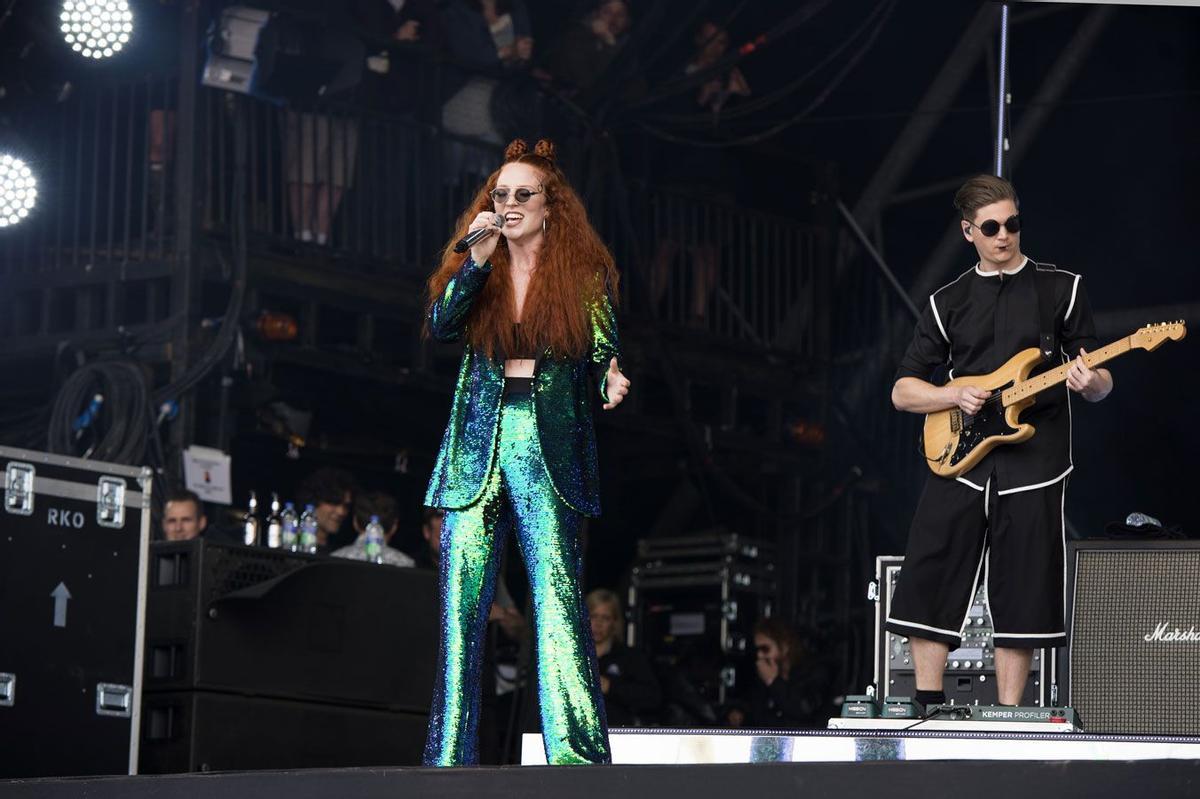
{"left": 828, "top": 232, "right": 925, "bottom": 508}
{"left": 1, "top": 59, "right": 829, "bottom": 358}
{"left": 194, "top": 82, "right": 828, "bottom": 354}
{"left": 0, "top": 75, "right": 180, "bottom": 342}
{"left": 601, "top": 184, "right": 825, "bottom": 355}
{"left": 0, "top": 76, "right": 179, "bottom": 275}
{"left": 197, "top": 88, "right": 495, "bottom": 271}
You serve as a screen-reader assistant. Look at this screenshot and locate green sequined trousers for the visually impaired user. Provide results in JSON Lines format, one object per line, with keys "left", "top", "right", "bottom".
{"left": 423, "top": 392, "right": 611, "bottom": 767}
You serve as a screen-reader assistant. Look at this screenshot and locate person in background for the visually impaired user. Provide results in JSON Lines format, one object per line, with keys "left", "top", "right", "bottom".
{"left": 748, "top": 617, "right": 823, "bottom": 729}
{"left": 418, "top": 505, "right": 522, "bottom": 642}
{"left": 354, "top": 0, "right": 445, "bottom": 115}
{"left": 296, "top": 466, "right": 357, "bottom": 552}
{"left": 416, "top": 506, "right": 445, "bottom": 569}
{"left": 545, "top": 0, "right": 631, "bottom": 101}
{"left": 587, "top": 588, "right": 661, "bottom": 727}
{"left": 438, "top": 0, "right": 536, "bottom": 181}
{"left": 161, "top": 488, "right": 207, "bottom": 542}
{"left": 332, "top": 490, "right": 416, "bottom": 566}
{"left": 686, "top": 21, "right": 751, "bottom": 117}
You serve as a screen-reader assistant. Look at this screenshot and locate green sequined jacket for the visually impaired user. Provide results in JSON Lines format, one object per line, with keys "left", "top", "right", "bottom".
{"left": 424, "top": 257, "right": 621, "bottom": 517}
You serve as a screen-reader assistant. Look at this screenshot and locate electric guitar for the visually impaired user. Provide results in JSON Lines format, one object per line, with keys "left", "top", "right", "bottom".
{"left": 922, "top": 321, "right": 1186, "bottom": 478}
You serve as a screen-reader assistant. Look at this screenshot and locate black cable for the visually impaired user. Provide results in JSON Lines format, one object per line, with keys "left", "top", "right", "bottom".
{"left": 153, "top": 95, "right": 250, "bottom": 407}
{"left": 46, "top": 360, "right": 155, "bottom": 465}
{"left": 36, "top": 98, "right": 251, "bottom": 483}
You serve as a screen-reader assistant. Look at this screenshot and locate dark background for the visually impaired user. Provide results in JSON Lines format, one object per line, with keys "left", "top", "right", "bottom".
{"left": 0, "top": 0, "right": 1197, "bottom": 575}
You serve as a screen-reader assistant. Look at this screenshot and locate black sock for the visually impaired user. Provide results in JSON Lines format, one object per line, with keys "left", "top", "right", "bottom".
{"left": 915, "top": 690, "right": 946, "bottom": 708}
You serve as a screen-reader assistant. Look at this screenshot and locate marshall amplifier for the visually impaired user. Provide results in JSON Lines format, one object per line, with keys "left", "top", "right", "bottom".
{"left": 1062, "top": 539, "right": 1200, "bottom": 735}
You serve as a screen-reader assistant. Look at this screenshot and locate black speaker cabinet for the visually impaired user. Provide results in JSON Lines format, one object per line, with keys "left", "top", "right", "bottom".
{"left": 145, "top": 540, "right": 438, "bottom": 712}
{"left": 1063, "top": 539, "right": 1200, "bottom": 735}
{"left": 140, "top": 691, "right": 428, "bottom": 773}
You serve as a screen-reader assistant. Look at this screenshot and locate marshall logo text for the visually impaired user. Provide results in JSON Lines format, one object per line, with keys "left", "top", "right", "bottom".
{"left": 1143, "top": 623, "right": 1200, "bottom": 643}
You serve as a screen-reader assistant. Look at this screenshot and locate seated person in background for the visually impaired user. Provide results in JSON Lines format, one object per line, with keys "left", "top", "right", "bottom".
{"left": 748, "top": 617, "right": 824, "bottom": 729}
{"left": 332, "top": 490, "right": 416, "bottom": 567}
{"left": 588, "top": 588, "right": 662, "bottom": 727}
{"left": 415, "top": 506, "right": 444, "bottom": 570}
{"left": 296, "top": 466, "right": 357, "bottom": 552}
{"left": 161, "top": 488, "right": 208, "bottom": 542}
{"left": 417, "top": 505, "right": 521, "bottom": 634}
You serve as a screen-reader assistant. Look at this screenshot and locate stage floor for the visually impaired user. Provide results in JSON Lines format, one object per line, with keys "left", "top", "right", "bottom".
{"left": 7, "top": 758, "right": 1200, "bottom": 799}
{"left": 520, "top": 727, "right": 1200, "bottom": 765}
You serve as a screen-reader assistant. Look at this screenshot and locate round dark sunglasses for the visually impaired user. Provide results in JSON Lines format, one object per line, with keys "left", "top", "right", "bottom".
{"left": 490, "top": 187, "right": 542, "bottom": 204}
{"left": 964, "top": 214, "right": 1020, "bottom": 237}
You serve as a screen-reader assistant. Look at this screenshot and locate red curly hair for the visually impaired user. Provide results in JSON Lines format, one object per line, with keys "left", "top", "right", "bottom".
{"left": 425, "top": 139, "right": 620, "bottom": 360}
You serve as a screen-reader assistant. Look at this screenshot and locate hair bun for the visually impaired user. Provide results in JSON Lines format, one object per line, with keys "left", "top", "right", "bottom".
{"left": 504, "top": 139, "right": 529, "bottom": 162}
{"left": 533, "top": 139, "right": 557, "bottom": 163}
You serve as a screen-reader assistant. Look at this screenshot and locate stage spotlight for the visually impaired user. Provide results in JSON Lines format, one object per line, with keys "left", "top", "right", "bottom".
{"left": 0, "top": 155, "right": 38, "bottom": 228}
{"left": 59, "top": 0, "right": 134, "bottom": 60}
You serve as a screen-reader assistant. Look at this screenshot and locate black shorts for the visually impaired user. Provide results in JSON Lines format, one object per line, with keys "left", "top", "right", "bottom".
{"left": 885, "top": 474, "right": 1068, "bottom": 650}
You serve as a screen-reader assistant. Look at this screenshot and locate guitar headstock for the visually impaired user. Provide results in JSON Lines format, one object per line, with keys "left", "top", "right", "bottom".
{"left": 1131, "top": 321, "right": 1187, "bottom": 352}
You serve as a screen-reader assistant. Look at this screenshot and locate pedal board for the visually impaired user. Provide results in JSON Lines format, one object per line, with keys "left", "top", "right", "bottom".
{"left": 829, "top": 703, "right": 1081, "bottom": 733}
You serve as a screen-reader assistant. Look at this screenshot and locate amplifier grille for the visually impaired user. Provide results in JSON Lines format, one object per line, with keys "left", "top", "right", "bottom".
{"left": 1071, "top": 549, "right": 1200, "bottom": 734}
{"left": 203, "top": 546, "right": 308, "bottom": 604}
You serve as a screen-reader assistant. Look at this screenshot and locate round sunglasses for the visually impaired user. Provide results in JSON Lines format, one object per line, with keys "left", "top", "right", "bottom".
{"left": 490, "top": 187, "right": 543, "bottom": 205}
{"left": 964, "top": 214, "right": 1020, "bottom": 237}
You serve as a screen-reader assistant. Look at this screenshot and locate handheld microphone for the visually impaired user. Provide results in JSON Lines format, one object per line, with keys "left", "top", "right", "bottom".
{"left": 453, "top": 214, "right": 505, "bottom": 254}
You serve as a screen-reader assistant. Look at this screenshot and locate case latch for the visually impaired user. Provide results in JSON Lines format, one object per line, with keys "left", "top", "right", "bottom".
{"left": 97, "top": 476, "right": 126, "bottom": 529}
{"left": 96, "top": 683, "right": 133, "bottom": 717}
{"left": 5, "top": 462, "right": 35, "bottom": 516}
{"left": 0, "top": 672, "right": 14, "bottom": 706}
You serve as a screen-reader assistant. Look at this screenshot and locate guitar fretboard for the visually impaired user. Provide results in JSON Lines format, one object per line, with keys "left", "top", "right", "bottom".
{"left": 1001, "top": 337, "right": 1129, "bottom": 405}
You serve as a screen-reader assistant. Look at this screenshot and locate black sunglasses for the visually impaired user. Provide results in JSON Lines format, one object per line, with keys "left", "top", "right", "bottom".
{"left": 964, "top": 214, "right": 1020, "bottom": 237}
{"left": 490, "top": 187, "right": 542, "bottom": 204}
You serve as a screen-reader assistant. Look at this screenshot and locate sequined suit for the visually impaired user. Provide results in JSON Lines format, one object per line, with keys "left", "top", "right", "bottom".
{"left": 423, "top": 256, "right": 618, "bottom": 766}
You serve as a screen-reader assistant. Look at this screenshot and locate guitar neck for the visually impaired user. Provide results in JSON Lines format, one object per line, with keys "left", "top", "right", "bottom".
{"left": 1002, "top": 337, "right": 1128, "bottom": 405}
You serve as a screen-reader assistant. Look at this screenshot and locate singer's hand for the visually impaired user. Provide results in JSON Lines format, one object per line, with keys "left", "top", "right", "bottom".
{"left": 602, "top": 357, "right": 631, "bottom": 410}
{"left": 468, "top": 211, "right": 504, "bottom": 265}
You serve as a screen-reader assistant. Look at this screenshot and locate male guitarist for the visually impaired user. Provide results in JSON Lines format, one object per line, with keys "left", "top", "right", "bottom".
{"left": 886, "top": 174, "right": 1112, "bottom": 709}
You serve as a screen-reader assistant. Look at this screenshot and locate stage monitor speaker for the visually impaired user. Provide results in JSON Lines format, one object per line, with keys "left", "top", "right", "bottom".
{"left": 145, "top": 540, "right": 438, "bottom": 712}
{"left": 139, "top": 691, "right": 427, "bottom": 773}
{"left": 1064, "top": 539, "right": 1200, "bottom": 735}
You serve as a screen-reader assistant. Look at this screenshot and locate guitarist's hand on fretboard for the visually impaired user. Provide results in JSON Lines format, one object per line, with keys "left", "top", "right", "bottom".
{"left": 1065, "top": 347, "right": 1113, "bottom": 402}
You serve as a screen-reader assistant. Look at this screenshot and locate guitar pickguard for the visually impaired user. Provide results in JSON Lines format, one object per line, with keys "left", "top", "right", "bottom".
{"left": 949, "top": 381, "right": 1019, "bottom": 467}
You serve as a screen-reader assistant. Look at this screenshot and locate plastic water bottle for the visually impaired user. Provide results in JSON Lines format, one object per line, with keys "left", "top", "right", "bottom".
{"left": 242, "top": 491, "right": 261, "bottom": 547}
{"left": 364, "top": 515, "right": 385, "bottom": 564}
{"left": 265, "top": 493, "right": 283, "bottom": 549}
{"left": 299, "top": 504, "right": 319, "bottom": 554}
{"left": 280, "top": 502, "right": 299, "bottom": 551}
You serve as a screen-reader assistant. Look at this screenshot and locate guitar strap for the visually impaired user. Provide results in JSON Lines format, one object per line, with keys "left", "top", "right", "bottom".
{"left": 1033, "top": 260, "right": 1058, "bottom": 362}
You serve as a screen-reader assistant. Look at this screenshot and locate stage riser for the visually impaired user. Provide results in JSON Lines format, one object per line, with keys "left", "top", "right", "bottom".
{"left": 522, "top": 730, "right": 1200, "bottom": 765}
